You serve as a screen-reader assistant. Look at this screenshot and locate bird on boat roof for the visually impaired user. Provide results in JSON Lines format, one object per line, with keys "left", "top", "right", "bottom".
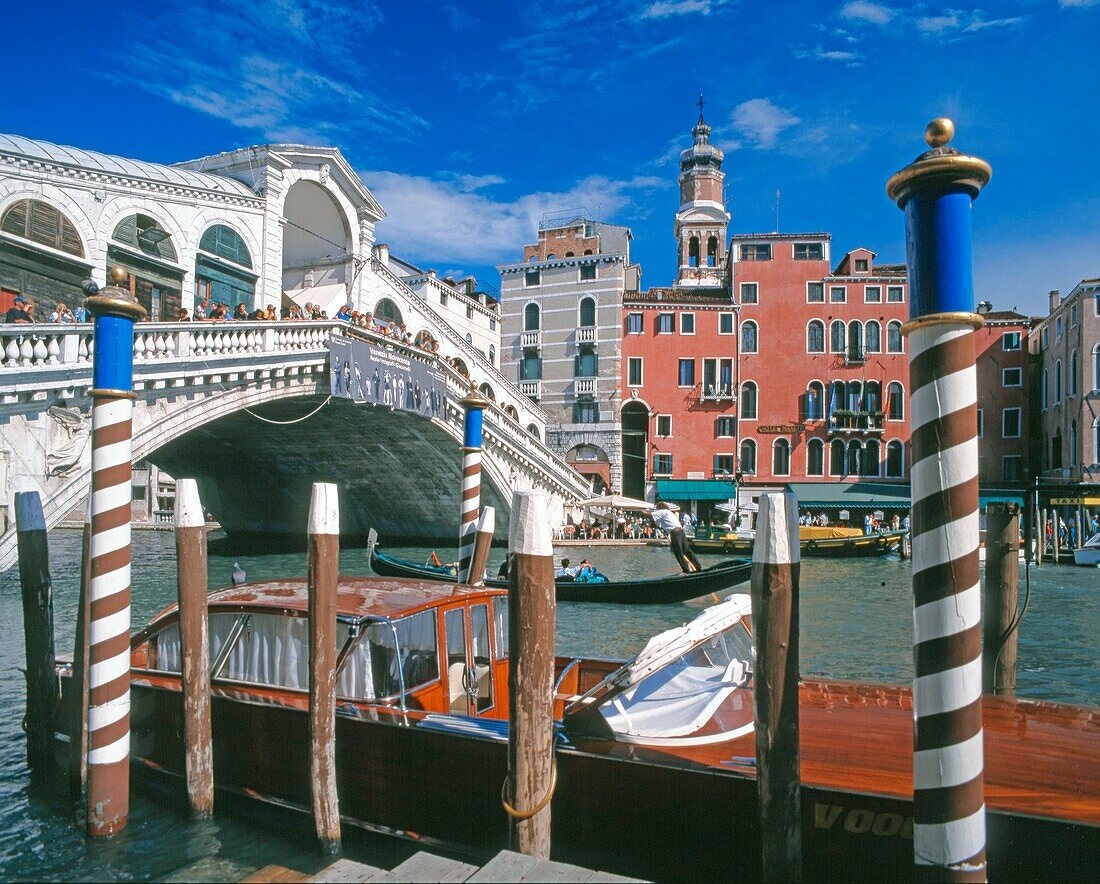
{"left": 232, "top": 562, "right": 246, "bottom": 586}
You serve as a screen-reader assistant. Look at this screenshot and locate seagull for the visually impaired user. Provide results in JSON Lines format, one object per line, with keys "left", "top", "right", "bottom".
{"left": 232, "top": 562, "right": 246, "bottom": 586}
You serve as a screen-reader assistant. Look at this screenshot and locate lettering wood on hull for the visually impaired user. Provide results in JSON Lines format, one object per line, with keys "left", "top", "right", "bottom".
{"left": 328, "top": 338, "right": 447, "bottom": 419}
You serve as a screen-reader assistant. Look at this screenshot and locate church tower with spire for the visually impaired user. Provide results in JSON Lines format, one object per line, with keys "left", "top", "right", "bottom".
{"left": 674, "top": 97, "right": 729, "bottom": 287}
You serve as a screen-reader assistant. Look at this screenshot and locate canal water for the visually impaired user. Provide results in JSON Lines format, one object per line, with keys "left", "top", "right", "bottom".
{"left": 1, "top": 529, "right": 1096, "bottom": 880}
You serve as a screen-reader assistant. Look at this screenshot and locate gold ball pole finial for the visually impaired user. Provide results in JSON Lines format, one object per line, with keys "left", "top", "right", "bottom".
{"left": 88, "top": 264, "right": 146, "bottom": 321}
{"left": 109, "top": 265, "right": 128, "bottom": 285}
{"left": 924, "top": 117, "right": 954, "bottom": 148}
{"left": 886, "top": 117, "right": 991, "bottom": 207}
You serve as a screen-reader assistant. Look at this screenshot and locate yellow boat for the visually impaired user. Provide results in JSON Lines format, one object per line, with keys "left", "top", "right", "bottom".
{"left": 692, "top": 524, "right": 907, "bottom": 558}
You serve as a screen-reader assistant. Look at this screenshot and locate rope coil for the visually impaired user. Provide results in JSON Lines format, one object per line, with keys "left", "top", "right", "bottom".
{"left": 501, "top": 759, "right": 557, "bottom": 821}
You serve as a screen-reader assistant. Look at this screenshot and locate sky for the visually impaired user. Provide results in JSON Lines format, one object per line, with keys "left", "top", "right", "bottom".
{"left": 2, "top": 0, "right": 1098, "bottom": 316}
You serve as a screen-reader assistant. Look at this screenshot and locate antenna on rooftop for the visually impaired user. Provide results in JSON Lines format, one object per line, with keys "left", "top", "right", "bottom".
{"left": 775, "top": 189, "right": 781, "bottom": 233}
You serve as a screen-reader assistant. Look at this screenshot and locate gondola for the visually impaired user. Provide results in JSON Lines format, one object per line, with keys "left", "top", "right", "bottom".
{"left": 692, "top": 525, "right": 907, "bottom": 558}
{"left": 368, "top": 545, "right": 751, "bottom": 604}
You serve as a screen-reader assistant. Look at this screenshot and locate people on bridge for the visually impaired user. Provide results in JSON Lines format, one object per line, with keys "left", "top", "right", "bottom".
{"left": 4, "top": 295, "right": 34, "bottom": 324}
{"left": 176, "top": 307, "right": 190, "bottom": 321}
{"left": 49, "top": 302, "right": 75, "bottom": 323}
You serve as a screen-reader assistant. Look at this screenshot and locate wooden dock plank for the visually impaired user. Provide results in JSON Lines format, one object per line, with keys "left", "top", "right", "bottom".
{"left": 515, "top": 858, "right": 595, "bottom": 882}
{"left": 159, "top": 856, "right": 257, "bottom": 882}
{"left": 240, "top": 865, "right": 309, "bottom": 883}
{"left": 377, "top": 852, "right": 479, "bottom": 883}
{"left": 309, "top": 858, "right": 386, "bottom": 882}
{"left": 465, "top": 851, "right": 541, "bottom": 882}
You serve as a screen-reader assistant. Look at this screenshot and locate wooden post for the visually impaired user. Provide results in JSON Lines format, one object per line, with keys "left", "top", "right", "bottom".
{"left": 1078, "top": 505, "right": 1086, "bottom": 549}
{"left": 468, "top": 507, "right": 496, "bottom": 586}
{"left": 15, "top": 491, "right": 57, "bottom": 771}
{"left": 69, "top": 499, "right": 92, "bottom": 795}
{"left": 750, "top": 490, "right": 802, "bottom": 882}
{"left": 308, "top": 482, "right": 341, "bottom": 854}
{"left": 506, "top": 490, "right": 556, "bottom": 858}
{"left": 175, "top": 479, "right": 213, "bottom": 817}
{"left": 457, "top": 391, "right": 490, "bottom": 583}
{"left": 1052, "top": 509, "right": 1059, "bottom": 564}
{"left": 982, "top": 503, "right": 1019, "bottom": 697}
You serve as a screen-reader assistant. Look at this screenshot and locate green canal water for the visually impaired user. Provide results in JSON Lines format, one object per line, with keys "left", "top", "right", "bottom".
{"left": 1, "top": 529, "right": 1096, "bottom": 880}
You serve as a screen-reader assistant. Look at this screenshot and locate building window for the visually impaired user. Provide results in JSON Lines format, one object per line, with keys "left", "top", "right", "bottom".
{"left": 714, "top": 454, "right": 735, "bottom": 476}
{"left": 1070, "top": 350, "right": 1078, "bottom": 396}
{"left": 1041, "top": 368, "right": 1048, "bottom": 410}
{"left": 887, "top": 321, "right": 903, "bottom": 353}
{"left": 829, "top": 439, "right": 845, "bottom": 476}
{"left": 739, "top": 243, "right": 772, "bottom": 261}
{"left": 772, "top": 439, "right": 791, "bottom": 476}
{"left": 678, "top": 358, "right": 696, "bottom": 387}
{"left": 574, "top": 401, "right": 599, "bottom": 424}
{"left": 794, "top": 242, "right": 823, "bottom": 261}
{"left": 716, "top": 416, "right": 736, "bottom": 437}
{"left": 887, "top": 286, "right": 904, "bottom": 303}
{"left": 740, "top": 283, "right": 758, "bottom": 304}
{"left": 740, "top": 382, "right": 758, "bottom": 419}
{"left": 579, "top": 296, "right": 596, "bottom": 327}
{"left": 1071, "top": 302, "right": 1079, "bottom": 327}
{"left": 520, "top": 354, "right": 542, "bottom": 381}
{"left": 865, "top": 286, "right": 881, "bottom": 303}
{"left": 466, "top": 304, "right": 474, "bottom": 320}
{"left": 489, "top": 344, "right": 495, "bottom": 366}
{"left": 688, "top": 236, "right": 700, "bottom": 267}
{"left": 1055, "top": 360, "right": 1062, "bottom": 402}
{"left": 865, "top": 320, "right": 881, "bottom": 353}
{"left": 440, "top": 290, "right": 448, "bottom": 306}
{"left": 1002, "top": 456, "right": 1022, "bottom": 482}
{"left": 1, "top": 199, "right": 85, "bottom": 257}
{"left": 653, "top": 453, "right": 673, "bottom": 476}
{"left": 1002, "top": 331, "right": 1022, "bottom": 351}
{"left": 628, "top": 357, "right": 643, "bottom": 386}
{"left": 489, "top": 317, "right": 496, "bottom": 331}
{"left": 830, "top": 285, "right": 846, "bottom": 303}
{"left": 702, "top": 358, "right": 734, "bottom": 398}
{"left": 886, "top": 441, "right": 904, "bottom": 478}
{"left": 707, "top": 236, "right": 719, "bottom": 267}
{"left": 887, "top": 382, "right": 904, "bottom": 421}
{"left": 525, "top": 269, "right": 540, "bottom": 287}
{"left": 807, "top": 320, "right": 825, "bottom": 353}
{"left": 862, "top": 440, "right": 881, "bottom": 476}
{"left": 1041, "top": 327, "right": 1048, "bottom": 349}
{"left": 574, "top": 348, "right": 598, "bottom": 377}
{"left": 847, "top": 320, "right": 864, "bottom": 361}
{"left": 626, "top": 312, "right": 643, "bottom": 334}
{"left": 719, "top": 312, "right": 735, "bottom": 334}
{"left": 807, "top": 282, "right": 824, "bottom": 303}
{"left": 680, "top": 312, "right": 696, "bottom": 334}
{"left": 1056, "top": 316, "right": 1063, "bottom": 340}
{"left": 524, "top": 303, "right": 540, "bottom": 331}
{"left": 1002, "top": 367, "right": 1022, "bottom": 387}
{"left": 830, "top": 320, "right": 846, "bottom": 353}
{"left": 739, "top": 440, "right": 757, "bottom": 474}
{"left": 807, "top": 438, "right": 824, "bottom": 476}
{"left": 1002, "top": 407, "right": 1022, "bottom": 439}
{"left": 805, "top": 381, "right": 825, "bottom": 420}
{"left": 580, "top": 263, "right": 596, "bottom": 281}
{"left": 655, "top": 414, "right": 672, "bottom": 437}
{"left": 741, "top": 321, "right": 758, "bottom": 353}
{"left": 976, "top": 408, "right": 983, "bottom": 438}
{"left": 657, "top": 312, "right": 674, "bottom": 334}
{"left": 854, "top": 258, "right": 869, "bottom": 272}
{"left": 1095, "top": 344, "right": 1100, "bottom": 390}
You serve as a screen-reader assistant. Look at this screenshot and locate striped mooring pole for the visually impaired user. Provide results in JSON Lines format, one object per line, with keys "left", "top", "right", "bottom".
{"left": 888, "top": 119, "right": 991, "bottom": 879}
{"left": 457, "top": 389, "right": 490, "bottom": 583}
{"left": 85, "top": 270, "right": 145, "bottom": 837}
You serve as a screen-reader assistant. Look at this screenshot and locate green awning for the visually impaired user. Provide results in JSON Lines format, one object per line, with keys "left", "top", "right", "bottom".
{"left": 978, "top": 490, "right": 1025, "bottom": 509}
{"left": 656, "top": 479, "right": 738, "bottom": 501}
{"left": 785, "top": 482, "right": 910, "bottom": 510}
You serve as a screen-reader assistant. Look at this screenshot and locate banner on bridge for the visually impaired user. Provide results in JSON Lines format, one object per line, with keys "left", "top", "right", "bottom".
{"left": 328, "top": 337, "right": 447, "bottom": 420}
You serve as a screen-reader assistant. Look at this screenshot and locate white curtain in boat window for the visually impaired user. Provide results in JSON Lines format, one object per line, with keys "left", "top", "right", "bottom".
{"left": 217, "top": 612, "right": 310, "bottom": 690}
{"left": 335, "top": 621, "right": 375, "bottom": 700}
{"left": 151, "top": 622, "right": 181, "bottom": 672}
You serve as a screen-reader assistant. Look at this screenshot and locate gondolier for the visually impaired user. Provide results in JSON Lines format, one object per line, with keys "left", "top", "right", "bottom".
{"left": 653, "top": 501, "right": 702, "bottom": 573}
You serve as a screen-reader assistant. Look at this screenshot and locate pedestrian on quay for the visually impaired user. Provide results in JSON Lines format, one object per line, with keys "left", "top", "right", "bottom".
{"left": 653, "top": 501, "right": 701, "bottom": 574}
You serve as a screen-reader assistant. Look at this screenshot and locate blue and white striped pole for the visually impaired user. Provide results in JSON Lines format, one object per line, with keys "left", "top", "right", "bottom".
{"left": 457, "top": 389, "right": 490, "bottom": 583}
{"left": 84, "top": 268, "right": 145, "bottom": 837}
{"left": 888, "top": 119, "right": 991, "bottom": 880}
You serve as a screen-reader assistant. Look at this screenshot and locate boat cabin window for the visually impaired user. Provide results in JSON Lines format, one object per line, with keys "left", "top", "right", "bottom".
{"left": 493, "top": 596, "right": 508, "bottom": 660}
{"left": 340, "top": 610, "right": 440, "bottom": 700}
{"left": 445, "top": 608, "right": 468, "bottom": 713}
{"left": 471, "top": 603, "right": 493, "bottom": 713}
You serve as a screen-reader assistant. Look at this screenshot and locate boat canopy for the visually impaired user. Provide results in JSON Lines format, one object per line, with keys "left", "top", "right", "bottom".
{"left": 785, "top": 481, "right": 910, "bottom": 510}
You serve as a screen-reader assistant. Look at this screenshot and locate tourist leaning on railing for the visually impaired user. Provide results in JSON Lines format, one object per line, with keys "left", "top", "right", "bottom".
{"left": 4, "top": 295, "right": 33, "bottom": 323}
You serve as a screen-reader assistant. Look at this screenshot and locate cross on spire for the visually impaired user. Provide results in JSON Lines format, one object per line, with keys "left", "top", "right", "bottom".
{"left": 697, "top": 94, "right": 706, "bottom": 123}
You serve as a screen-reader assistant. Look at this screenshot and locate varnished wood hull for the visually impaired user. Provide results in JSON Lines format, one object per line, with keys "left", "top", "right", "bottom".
{"left": 693, "top": 530, "right": 905, "bottom": 558}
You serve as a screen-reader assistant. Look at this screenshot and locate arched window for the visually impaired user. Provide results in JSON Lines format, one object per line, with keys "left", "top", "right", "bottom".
{"left": 583, "top": 249, "right": 593, "bottom": 255}
{"left": 575, "top": 346, "right": 598, "bottom": 377}
{"left": 740, "top": 439, "right": 757, "bottom": 474}
{"left": 489, "top": 344, "right": 496, "bottom": 366}
{"left": 862, "top": 440, "right": 880, "bottom": 476}
{"left": 847, "top": 440, "right": 862, "bottom": 477}
{"left": 865, "top": 320, "right": 881, "bottom": 353}
{"left": 828, "top": 380, "right": 844, "bottom": 418}
{"left": 886, "top": 440, "right": 904, "bottom": 478}
{"left": 1070, "top": 421, "right": 1078, "bottom": 467}
{"left": 806, "top": 381, "right": 825, "bottom": 420}
{"left": 579, "top": 296, "right": 596, "bottom": 327}
{"left": 807, "top": 320, "right": 825, "bottom": 353}
{"left": 374, "top": 297, "right": 403, "bottom": 326}
{"left": 504, "top": 404, "right": 519, "bottom": 421}
{"left": 1070, "top": 350, "right": 1078, "bottom": 396}
{"left": 1042, "top": 367, "right": 1049, "bottom": 410}
{"left": 113, "top": 213, "right": 177, "bottom": 262}
{"left": 465, "top": 333, "right": 473, "bottom": 345}
{"left": 564, "top": 251, "right": 575, "bottom": 258}
{"left": 848, "top": 320, "right": 863, "bottom": 358}
{"left": 741, "top": 321, "right": 758, "bottom": 353}
{"left": 1, "top": 199, "right": 84, "bottom": 257}
{"left": 546, "top": 254, "right": 556, "bottom": 260}
{"left": 830, "top": 320, "right": 846, "bottom": 353}
{"left": 1094, "top": 344, "right": 1100, "bottom": 392}
{"left": 688, "top": 236, "right": 700, "bottom": 267}
{"left": 527, "top": 423, "right": 541, "bottom": 441}
{"left": 196, "top": 224, "right": 255, "bottom": 313}
{"left": 524, "top": 302, "right": 540, "bottom": 331}
{"left": 773, "top": 439, "right": 791, "bottom": 477}
{"left": 807, "top": 438, "right": 824, "bottom": 476}
{"left": 1055, "top": 360, "right": 1062, "bottom": 402}
{"left": 1051, "top": 428, "right": 1063, "bottom": 469}
{"left": 887, "top": 321, "right": 903, "bottom": 353}
{"left": 199, "top": 224, "right": 252, "bottom": 268}
{"left": 887, "top": 382, "right": 904, "bottom": 421}
{"left": 740, "top": 381, "right": 758, "bottom": 419}
{"left": 829, "top": 439, "right": 846, "bottom": 476}
{"left": 479, "top": 383, "right": 496, "bottom": 401}
{"left": 865, "top": 380, "right": 882, "bottom": 414}
{"left": 847, "top": 380, "right": 862, "bottom": 412}
{"left": 706, "top": 236, "right": 719, "bottom": 267}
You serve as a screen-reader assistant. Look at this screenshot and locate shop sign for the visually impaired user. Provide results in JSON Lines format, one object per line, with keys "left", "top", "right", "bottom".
{"left": 1049, "top": 496, "right": 1100, "bottom": 505}
{"left": 758, "top": 423, "right": 806, "bottom": 433}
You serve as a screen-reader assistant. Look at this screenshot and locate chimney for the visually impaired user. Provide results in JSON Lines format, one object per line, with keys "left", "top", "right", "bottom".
{"left": 373, "top": 243, "right": 389, "bottom": 266}
{"left": 1049, "top": 289, "right": 1061, "bottom": 312}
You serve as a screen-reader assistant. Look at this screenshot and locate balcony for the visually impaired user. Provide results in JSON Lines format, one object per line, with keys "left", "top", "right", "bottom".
{"left": 519, "top": 380, "right": 541, "bottom": 401}
{"left": 829, "top": 411, "right": 885, "bottom": 433}
{"left": 575, "top": 377, "right": 597, "bottom": 397}
{"left": 699, "top": 384, "right": 736, "bottom": 403}
{"left": 576, "top": 325, "right": 598, "bottom": 345}
{"left": 844, "top": 346, "right": 865, "bottom": 365}
{"left": 521, "top": 330, "right": 541, "bottom": 349}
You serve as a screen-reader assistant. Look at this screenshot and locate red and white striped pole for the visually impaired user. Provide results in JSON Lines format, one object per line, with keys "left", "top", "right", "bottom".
{"left": 457, "top": 390, "right": 489, "bottom": 583}
{"left": 85, "top": 270, "right": 145, "bottom": 837}
{"left": 888, "top": 119, "right": 991, "bottom": 879}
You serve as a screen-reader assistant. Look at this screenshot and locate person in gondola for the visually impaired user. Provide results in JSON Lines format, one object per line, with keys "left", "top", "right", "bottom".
{"left": 556, "top": 557, "right": 578, "bottom": 580}
{"left": 653, "top": 501, "right": 701, "bottom": 574}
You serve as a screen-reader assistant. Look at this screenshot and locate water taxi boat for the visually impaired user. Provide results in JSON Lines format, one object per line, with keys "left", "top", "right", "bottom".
{"left": 368, "top": 546, "right": 752, "bottom": 604}
{"left": 692, "top": 525, "right": 907, "bottom": 558}
{"left": 54, "top": 576, "right": 1099, "bottom": 881}
{"left": 1074, "top": 533, "right": 1100, "bottom": 566}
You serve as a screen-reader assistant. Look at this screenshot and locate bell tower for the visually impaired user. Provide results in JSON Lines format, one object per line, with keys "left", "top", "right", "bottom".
{"left": 675, "top": 96, "right": 729, "bottom": 287}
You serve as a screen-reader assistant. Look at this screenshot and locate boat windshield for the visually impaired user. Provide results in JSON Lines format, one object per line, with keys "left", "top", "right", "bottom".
{"left": 341, "top": 610, "right": 439, "bottom": 701}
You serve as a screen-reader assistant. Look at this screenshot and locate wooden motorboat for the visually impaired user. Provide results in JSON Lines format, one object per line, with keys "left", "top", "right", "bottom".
{"left": 54, "top": 577, "right": 1099, "bottom": 882}
{"left": 692, "top": 525, "right": 907, "bottom": 558}
{"left": 1073, "top": 533, "right": 1100, "bottom": 566}
{"left": 368, "top": 545, "right": 751, "bottom": 604}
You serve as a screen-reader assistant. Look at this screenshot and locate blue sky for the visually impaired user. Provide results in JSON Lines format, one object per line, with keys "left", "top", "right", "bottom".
{"left": 2, "top": 0, "right": 1098, "bottom": 315}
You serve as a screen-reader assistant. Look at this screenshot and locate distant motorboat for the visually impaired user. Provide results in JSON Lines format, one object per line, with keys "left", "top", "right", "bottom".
{"left": 1074, "top": 533, "right": 1100, "bottom": 566}
{"left": 692, "top": 524, "right": 906, "bottom": 558}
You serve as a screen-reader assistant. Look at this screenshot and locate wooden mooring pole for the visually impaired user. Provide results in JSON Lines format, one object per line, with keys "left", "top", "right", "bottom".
{"left": 308, "top": 482, "right": 341, "bottom": 854}
{"left": 457, "top": 391, "right": 489, "bottom": 583}
{"left": 750, "top": 490, "right": 802, "bottom": 882}
{"left": 982, "top": 503, "right": 1020, "bottom": 697}
{"left": 15, "top": 491, "right": 57, "bottom": 771}
{"left": 69, "top": 499, "right": 92, "bottom": 795}
{"left": 175, "top": 479, "right": 213, "bottom": 817}
{"left": 468, "top": 506, "right": 496, "bottom": 586}
{"left": 505, "top": 490, "right": 556, "bottom": 858}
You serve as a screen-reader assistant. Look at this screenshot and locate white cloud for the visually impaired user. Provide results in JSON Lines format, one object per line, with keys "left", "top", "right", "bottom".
{"left": 639, "top": 0, "right": 717, "bottom": 18}
{"left": 1059, "top": 0, "right": 1098, "bottom": 7}
{"left": 917, "top": 10, "right": 1024, "bottom": 35}
{"left": 917, "top": 13, "right": 960, "bottom": 33}
{"left": 839, "top": 1, "right": 895, "bottom": 25}
{"left": 360, "top": 171, "right": 664, "bottom": 266}
{"left": 731, "top": 99, "right": 801, "bottom": 149}
{"left": 793, "top": 45, "right": 863, "bottom": 65}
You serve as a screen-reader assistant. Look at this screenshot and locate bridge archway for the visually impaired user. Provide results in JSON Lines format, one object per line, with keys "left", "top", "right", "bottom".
{"left": 282, "top": 179, "right": 352, "bottom": 312}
